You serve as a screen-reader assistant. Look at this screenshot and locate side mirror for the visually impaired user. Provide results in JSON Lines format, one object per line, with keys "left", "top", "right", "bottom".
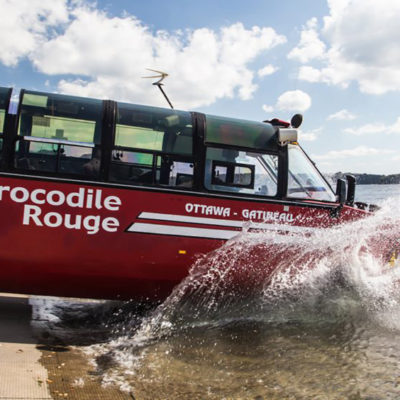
{"left": 290, "top": 114, "right": 303, "bottom": 129}
{"left": 336, "top": 178, "right": 347, "bottom": 205}
{"left": 345, "top": 174, "right": 356, "bottom": 206}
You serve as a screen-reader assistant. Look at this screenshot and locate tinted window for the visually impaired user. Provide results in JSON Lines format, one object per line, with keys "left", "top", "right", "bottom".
{"left": 15, "top": 91, "right": 102, "bottom": 178}
{"left": 110, "top": 150, "right": 154, "bottom": 185}
{"left": 109, "top": 149, "right": 194, "bottom": 189}
{"left": 15, "top": 138, "right": 100, "bottom": 177}
{"left": 155, "top": 156, "right": 193, "bottom": 188}
{"left": 115, "top": 103, "right": 193, "bottom": 155}
{"left": 205, "top": 115, "right": 277, "bottom": 151}
{"left": 19, "top": 91, "right": 102, "bottom": 143}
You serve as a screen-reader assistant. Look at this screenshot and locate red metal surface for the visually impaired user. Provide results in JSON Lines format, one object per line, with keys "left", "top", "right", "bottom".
{"left": 0, "top": 175, "right": 368, "bottom": 300}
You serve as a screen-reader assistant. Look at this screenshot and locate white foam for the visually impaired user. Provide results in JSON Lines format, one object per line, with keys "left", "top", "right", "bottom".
{"left": 89, "top": 194, "right": 400, "bottom": 392}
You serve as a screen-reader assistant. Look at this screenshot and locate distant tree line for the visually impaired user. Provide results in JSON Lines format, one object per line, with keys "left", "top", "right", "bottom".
{"left": 330, "top": 172, "right": 400, "bottom": 185}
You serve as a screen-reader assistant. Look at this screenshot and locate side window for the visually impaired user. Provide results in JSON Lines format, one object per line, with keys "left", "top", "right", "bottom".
{"left": 155, "top": 156, "right": 193, "bottom": 188}
{"left": 109, "top": 103, "right": 194, "bottom": 189}
{"left": 15, "top": 91, "right": 102, "bottom": 178}
{"left": 205, "top": 147, "right": 278, "bottom": 196}
{"left": 233, "top": 165, "right": 253, "bottom": 186}
{"left": 110, "top": 150, "right": 155, "bottom": 185}
{"left": 109, "top": 150, "right": 194, "bottom": 189}
{"left": 211, "top": 161, "right": 254, "bottom": 188}
{"left": 115, "top": 102, "right": 193, "bottom": 154}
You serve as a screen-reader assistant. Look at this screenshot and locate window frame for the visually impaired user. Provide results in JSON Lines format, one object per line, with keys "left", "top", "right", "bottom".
{"left": 203, "top": 145, "right": 281, "bottom": 199}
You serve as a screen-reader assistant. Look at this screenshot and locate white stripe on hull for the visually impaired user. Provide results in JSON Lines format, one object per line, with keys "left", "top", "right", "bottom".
{"left": 139, "top": 212, "right": 242, "bottom": 227}
{"left": 127, "top": 222, "right": 239, "bottom": 240}
{"left": 137, "top": 212, "right": 316, "bottom": 234}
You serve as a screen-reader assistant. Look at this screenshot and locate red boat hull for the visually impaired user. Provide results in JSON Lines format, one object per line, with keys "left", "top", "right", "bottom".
{"left": 0, "top": 174, "right": 369, "bottom": 300}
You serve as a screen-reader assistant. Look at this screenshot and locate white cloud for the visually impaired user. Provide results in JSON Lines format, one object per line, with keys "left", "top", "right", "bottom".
{"left": 262, "top": 90, "right": 311, "bottom": 113}
{"left": 276, "top": 90, "right": 311, "bottom": 112}
{"left": 262, "top": 104, "right": 274, "bottom": 113}
{"left": 344, "top": 117, "right": 400, "bottom": 135}
{"left": 291, "top": 0, "right": 400, "bottom": 95}
{"left": 0, "top": 3, "right": 287, "bottom": 109}
{"left": 297, "top": 66, "right": 323, "bottom": 84}
{"left": 287, "top": 18, "right": 326, "bottom": 63}
{"left": 299, "top": 132, "right": 317, "bottom": 141}
{"left": 313, "top": 146, "right": 395, "bottom": 161}
{"left": 299, "top": 127, "right": 321, "bottom": 142}
{"left": 389, "top": 117, "right": 400, "bottom": 134}
{"left": 344, "top": 123, "right": 386, "bottom": 136}
{"left": 327, "top": 109, "right": 357, "bottom": 121}
{"left": 0, "top": 0, "right": 69, "bottom": 66}
{"left": 257, "top": 64, "right": 278, "bottom": 77}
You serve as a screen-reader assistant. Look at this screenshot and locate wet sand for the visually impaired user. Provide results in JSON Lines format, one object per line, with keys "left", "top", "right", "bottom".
{"left": 0, "top": 294, "right": 131, "bottom": 400}
{"left": 39, "top": 344, "right": 132, "bottom": 400}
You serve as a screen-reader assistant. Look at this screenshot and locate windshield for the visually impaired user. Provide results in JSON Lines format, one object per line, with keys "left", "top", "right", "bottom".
{"left": 287, "top": 144, "right": 336, "bottom": 202}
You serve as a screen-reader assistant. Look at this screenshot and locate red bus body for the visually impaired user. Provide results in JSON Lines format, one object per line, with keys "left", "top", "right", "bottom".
{"left": 0, "top": 87, "right": 374, "bottom": 301}
{"left": 0, "top": 173, "right": 368, "bottom": 300}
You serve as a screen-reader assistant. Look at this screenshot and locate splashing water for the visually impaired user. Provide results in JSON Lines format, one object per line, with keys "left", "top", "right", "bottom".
{"left": 87, "top": 194, "right": 400, "bottom": 398}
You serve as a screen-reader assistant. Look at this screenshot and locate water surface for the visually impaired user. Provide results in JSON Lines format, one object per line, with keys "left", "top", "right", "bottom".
{"left": 32, "top": 184, "right": 400, "bottom": 399}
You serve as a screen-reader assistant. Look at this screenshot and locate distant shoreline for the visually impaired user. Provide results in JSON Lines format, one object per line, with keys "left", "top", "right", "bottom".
{"left": 328, "top": 173, "right": 400, "bottom": 185}
{"left": 357, "top": 182, "right": 400, "bottom": 185}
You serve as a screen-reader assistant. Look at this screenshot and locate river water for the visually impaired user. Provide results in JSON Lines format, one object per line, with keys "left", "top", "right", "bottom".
{"left": 31, "top": 184, "right": 400, "bottom": 399}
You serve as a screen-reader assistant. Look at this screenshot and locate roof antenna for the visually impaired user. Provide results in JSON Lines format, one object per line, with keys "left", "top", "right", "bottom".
{"left": 143, "top": 68, "right": 174, "bottom": 109}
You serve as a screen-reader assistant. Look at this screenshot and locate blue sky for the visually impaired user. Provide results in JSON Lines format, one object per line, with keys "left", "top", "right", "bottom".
{"left": 1, "top": 0, "right": 400, "bottom": 174}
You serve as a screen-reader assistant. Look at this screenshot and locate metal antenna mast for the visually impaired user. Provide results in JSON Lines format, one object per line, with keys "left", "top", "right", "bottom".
{"left": 143, "top": 69, "right": 174, "bottom": 109}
